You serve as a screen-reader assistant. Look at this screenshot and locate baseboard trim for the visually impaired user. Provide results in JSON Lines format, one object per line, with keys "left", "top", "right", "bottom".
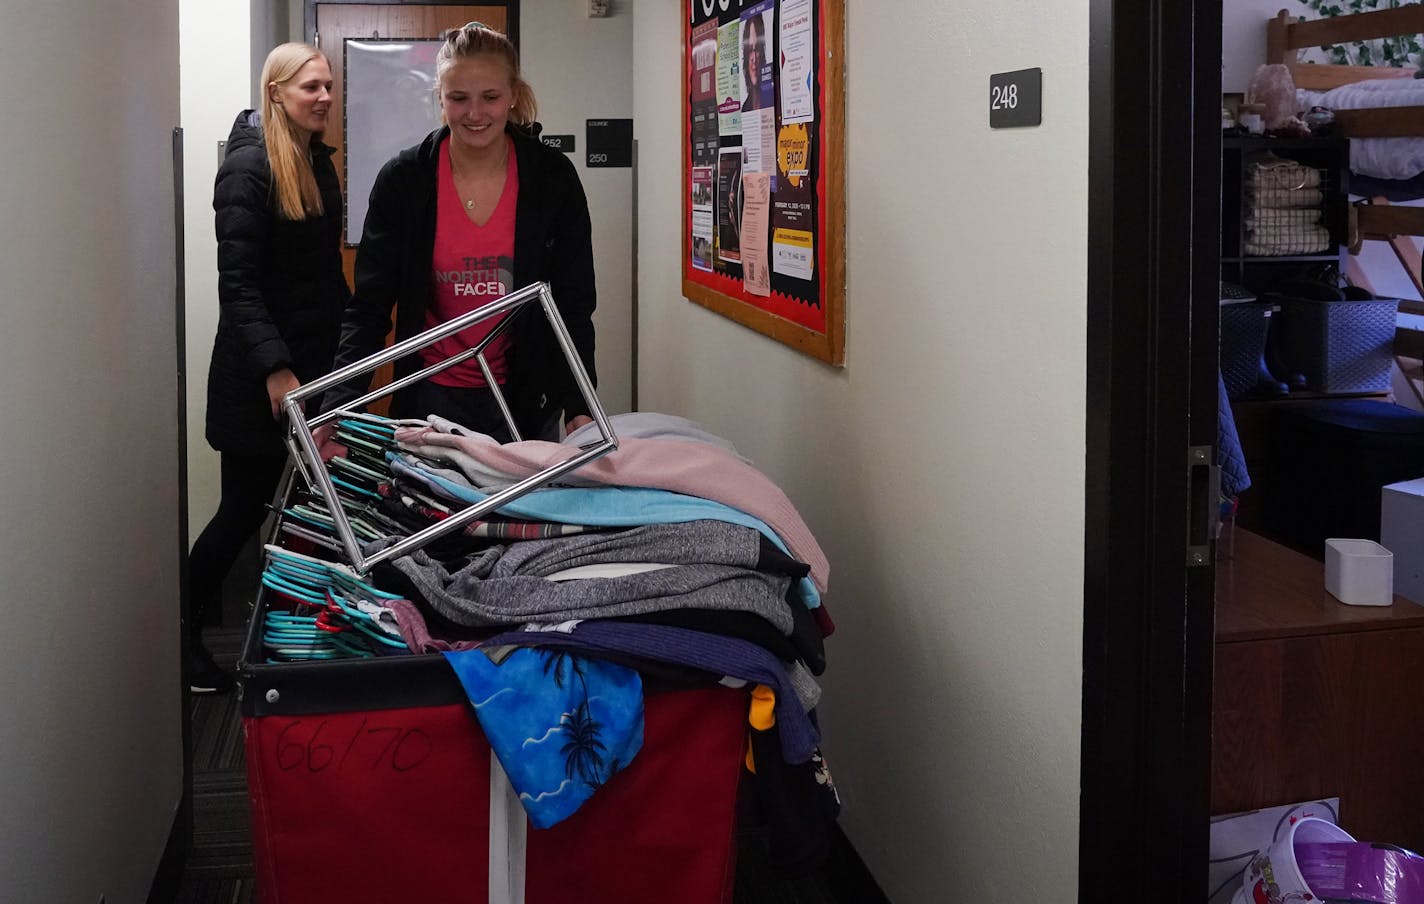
{"left": 145, "top": 805, "right": 187, "bottom": 904}
{"left": 825, "top": 822, "right": 892, "bottom": 903}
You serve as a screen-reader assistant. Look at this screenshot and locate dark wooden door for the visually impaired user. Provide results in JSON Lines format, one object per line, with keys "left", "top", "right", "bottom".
{"left": 1080, "top": 0, "right": 1222, "bottom": 898}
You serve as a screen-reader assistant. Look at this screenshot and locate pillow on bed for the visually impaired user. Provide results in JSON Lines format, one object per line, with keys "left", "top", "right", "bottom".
{"left": 1296, "top": 78, "right": 1424, "bottom": 181}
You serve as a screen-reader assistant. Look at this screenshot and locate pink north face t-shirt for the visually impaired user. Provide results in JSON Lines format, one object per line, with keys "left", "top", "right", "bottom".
{"left": 423, "top": 137, "right": 518, "bottom": 387}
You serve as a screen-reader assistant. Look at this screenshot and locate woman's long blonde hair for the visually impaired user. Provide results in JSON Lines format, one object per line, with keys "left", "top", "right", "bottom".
{"left": 260, "top": 43, "right": 327, "bottom": 220}
{"left": 436, "top": 23, "right": 537, "bottom": 128}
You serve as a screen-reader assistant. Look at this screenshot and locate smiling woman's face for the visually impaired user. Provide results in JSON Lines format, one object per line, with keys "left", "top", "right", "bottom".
{"left": 440, "top": 55, "right": 514, "bottom": 154}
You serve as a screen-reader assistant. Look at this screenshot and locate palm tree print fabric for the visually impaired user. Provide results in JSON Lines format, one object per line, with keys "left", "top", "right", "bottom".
{"left": 443, "top": 646, "right": 644, "bottom": 828}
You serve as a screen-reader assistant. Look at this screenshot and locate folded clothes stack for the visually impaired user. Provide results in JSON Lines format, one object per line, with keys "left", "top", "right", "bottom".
{"left": 1245, "top": 153, "right": 1331, "bottom": 256}
{"left": 254, "top": 410, "right": 841, "bottom": 872}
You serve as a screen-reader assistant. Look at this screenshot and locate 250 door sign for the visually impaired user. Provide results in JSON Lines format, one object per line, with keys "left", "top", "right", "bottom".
{"left": 274, "top": 716, "right": 433, "bottom": 774}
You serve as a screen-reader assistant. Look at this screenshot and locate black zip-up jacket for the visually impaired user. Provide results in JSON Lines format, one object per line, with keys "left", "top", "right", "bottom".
{"left": 206, "top": 110, "right": 348, "bottom": 455}
{"left": 322, "top": 125, "right": 597, "bottom": 437}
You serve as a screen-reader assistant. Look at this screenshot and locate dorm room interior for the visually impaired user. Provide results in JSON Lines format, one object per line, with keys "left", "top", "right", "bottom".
{"left": 1209, "top": 2, "right": 1424, "bottom": 899}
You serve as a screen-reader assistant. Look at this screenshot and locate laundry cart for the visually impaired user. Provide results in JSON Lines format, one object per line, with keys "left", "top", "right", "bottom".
{"left": 237, "top": 282, "right": 758, "bottom": 903}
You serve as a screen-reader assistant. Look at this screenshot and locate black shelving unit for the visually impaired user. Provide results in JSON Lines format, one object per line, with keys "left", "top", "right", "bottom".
{"left": 1221, "top": 134, "right": 1349, "bottom": 293}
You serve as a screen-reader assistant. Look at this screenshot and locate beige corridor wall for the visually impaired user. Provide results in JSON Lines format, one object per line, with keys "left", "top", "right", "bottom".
{"left": 632, "top": 1, "right": 1089, "bottom": 898}
{"left": 0, "top": 2, "right": 183, "bottom": 901}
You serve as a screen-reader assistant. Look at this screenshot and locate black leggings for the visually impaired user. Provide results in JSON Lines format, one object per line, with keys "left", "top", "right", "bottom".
{"left": 187, "top": 452, "right": 287, "bottom": 648}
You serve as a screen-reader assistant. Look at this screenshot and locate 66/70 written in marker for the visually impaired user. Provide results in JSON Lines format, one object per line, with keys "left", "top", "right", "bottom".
{"left": 989, "top": 68, "right": 1042, "bottom": 129}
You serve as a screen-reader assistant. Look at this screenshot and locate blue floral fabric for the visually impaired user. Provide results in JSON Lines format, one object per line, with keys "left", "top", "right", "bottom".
{"left": 443, "top": 647, "right": 643, "bottom": 828}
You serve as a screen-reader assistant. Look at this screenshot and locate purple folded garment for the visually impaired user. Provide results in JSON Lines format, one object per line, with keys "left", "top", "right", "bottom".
{"left": 1297, "top": 841, "right": 1424, "bottom": 903}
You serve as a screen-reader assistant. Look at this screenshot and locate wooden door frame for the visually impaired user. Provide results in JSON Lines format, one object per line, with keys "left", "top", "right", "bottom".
{"left": 1081, "top": 0, "right": 1222, "bottom": 897}
{"left": 305, "top": 0, "right": 520, "bottom": 49}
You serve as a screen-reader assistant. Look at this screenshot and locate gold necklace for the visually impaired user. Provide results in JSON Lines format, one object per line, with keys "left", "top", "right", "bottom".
{"left": 452, "top": 143, "right": 508, "bottom": 214}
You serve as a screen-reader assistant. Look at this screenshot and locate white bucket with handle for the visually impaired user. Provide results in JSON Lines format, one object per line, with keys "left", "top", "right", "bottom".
{"left": 1232, "top": 815, "right": 1355, "bottom": 904}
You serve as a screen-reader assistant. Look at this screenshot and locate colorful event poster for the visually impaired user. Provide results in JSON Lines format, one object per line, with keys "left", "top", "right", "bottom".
{"left": 715, "top": 21, "right": 743, "bottom": 137}
{"left": 691, "top": 166, "right": 715, "bottom": 272}
{"left": 740, "top": 173, "right": 772, "bottom": 296}
{"left": 772, "top": 123, "right": 814, "bottom": 281}
{"left": 717, "top": 146, "right": 744, "bottom": 266}
{"left": 778, "top": 0, "right": 815, "bottom": 125}
{"left": 739, "top": 2, "right": 776, "bottom": 186}
{"left": 743, "top": 107, "right": 777, "bottom": 189}
{"left": 690, "top": 19, "right": 719, "bottom": 168}
{"left": 739, "top": 2, "right": 774, "bottom": 114}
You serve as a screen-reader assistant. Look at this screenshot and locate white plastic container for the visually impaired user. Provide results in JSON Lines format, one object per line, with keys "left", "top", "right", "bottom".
{"left": 1381, "top": 477, "right": 1424, "bottom": 605}
{"left": 1324, "top": 538, "right": 1394, "bottom": 606}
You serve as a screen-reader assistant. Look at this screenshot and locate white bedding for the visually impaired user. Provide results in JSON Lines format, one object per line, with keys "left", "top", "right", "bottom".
{"left": 1297, "top": 77, "right": 1424, "bottom": 181}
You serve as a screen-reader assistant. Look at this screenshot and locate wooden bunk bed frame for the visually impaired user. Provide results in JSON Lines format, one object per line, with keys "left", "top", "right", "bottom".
{"left": 1266, "top": 5, "right": 1424, "bottom": 306}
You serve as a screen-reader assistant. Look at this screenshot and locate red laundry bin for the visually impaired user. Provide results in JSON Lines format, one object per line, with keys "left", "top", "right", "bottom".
{"left": 240, "top": 627, "right": 748, "bottom": 904}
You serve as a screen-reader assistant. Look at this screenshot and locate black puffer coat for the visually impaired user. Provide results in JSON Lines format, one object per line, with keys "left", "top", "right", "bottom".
{"left": 205, "top": 110, "right": 349, "bottom": 455}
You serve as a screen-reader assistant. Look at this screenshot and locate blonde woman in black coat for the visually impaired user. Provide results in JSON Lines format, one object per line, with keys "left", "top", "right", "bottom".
{"left": 188, "top": 43, "right": 348, "bottom": 693}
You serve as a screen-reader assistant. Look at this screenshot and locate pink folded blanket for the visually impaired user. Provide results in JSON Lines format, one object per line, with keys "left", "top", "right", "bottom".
{"left": 394, "top": 424, "right": 830, "bottom": 592}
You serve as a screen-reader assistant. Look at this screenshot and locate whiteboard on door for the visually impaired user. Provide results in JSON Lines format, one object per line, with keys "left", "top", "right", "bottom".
{"left": 344, "top": 39, "right": 443, "bottom": 245}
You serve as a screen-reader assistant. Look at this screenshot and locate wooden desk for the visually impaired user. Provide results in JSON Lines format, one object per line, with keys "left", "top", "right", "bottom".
{"left": 1213, "top": 529, "right": 1424, "bottom": 848}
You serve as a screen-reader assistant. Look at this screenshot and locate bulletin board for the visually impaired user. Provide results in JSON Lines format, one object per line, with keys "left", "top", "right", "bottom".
{"left": 682, "top": 0, "right": 845, "bottom": 366}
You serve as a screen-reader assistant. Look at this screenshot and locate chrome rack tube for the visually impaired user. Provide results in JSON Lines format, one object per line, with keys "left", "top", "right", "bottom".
{"left": 286, "top": 394, "right": 365, "bottom": 566}
{"left": 279, "top": 280, "right": 617, "bottom": 574}
{"left": 288, "top": 281, "right": 544, "bottom": 409}
{"left": 538, "top": 283, "right": 615, "bottom": 445}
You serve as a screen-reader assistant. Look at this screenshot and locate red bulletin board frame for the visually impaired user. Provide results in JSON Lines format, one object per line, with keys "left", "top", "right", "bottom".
{"left": 681, "top": 0, "right": 846, "bottom": 366}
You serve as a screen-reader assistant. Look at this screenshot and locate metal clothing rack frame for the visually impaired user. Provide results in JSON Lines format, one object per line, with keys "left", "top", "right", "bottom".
{"left": 281, "top": 280, "right": 617, "bottom": 573}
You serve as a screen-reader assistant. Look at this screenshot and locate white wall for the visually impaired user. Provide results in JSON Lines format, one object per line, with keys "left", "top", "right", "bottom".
{"left": 183, "top": 0, "right": 254, "bottom": 536}
{"left": 251, "top": 0, "right": 293, "bottom": 105}
{"left": 0, "top": 2, "right": 183, "bottom": 901}
{"left": 522, "top": 2, "right": 636, "bottom": 414}
{"left": 633, "top": 1, "right": 1087, "bottom": 899}
{"left": 1224, "top": 0, "right": 1299, "bottom": 92}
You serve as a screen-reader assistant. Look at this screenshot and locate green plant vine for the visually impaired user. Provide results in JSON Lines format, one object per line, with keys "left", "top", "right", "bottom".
{"left": 1295, "top": 0, "right": 1423, "bottom": 68}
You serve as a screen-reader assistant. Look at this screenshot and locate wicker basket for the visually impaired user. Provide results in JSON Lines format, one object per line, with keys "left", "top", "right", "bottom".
{"left": 1268, "top": 296, "right": 1398, "bottom": 394}
{"left": 1220, "top": 301, "right": 1275, "bottom": 400}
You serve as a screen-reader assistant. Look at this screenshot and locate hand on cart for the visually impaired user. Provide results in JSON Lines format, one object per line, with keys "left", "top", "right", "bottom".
{"left": 266, "top": 368, "right": 303, "bottom": 421}
{"left": 311, "top": 423, "right": 342, "bottom": 463}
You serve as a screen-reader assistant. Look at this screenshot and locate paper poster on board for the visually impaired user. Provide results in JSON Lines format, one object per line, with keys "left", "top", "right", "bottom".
{"left": 691, "top": 166, "right": 715, "bottom": 272}
{"left": 690, "top": 19, "right": 719, "bottom": 168}
{"left": 772, "top": 123, "right": 814, "bottom": 281}
{"left": 778, "top": 0, "right": 815, "bottom": 124}
{"left": 717, "top": 146, "right": 744, "bottom": 266}
{"left": 715, "top": 20, "right": 743, "bottom": 136}
{"left": 739, "top": 2, "right": 776, "bottom": 185}
{"left": 741, "top": 173, "right": 772, "bottom": 296}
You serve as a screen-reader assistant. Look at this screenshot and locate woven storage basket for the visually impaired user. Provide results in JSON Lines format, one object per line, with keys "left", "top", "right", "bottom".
{"left": 1220, "top": 301, "right": 1274, "bottom": 399}
{"left": 1268, "top": 296, "right": 1397, "bottom": 394}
